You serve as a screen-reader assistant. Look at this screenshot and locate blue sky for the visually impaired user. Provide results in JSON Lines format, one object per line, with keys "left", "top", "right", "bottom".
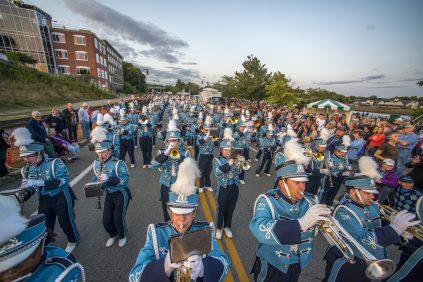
{"left": 32, "top": 0, "right": 423, "bottom": 98}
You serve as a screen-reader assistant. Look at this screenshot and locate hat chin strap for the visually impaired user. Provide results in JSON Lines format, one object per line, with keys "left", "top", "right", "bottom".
{"left": 282, "top": 180, "right": 295, "bottom": 201}
{"left": 355, "top": 188, "right": 365, "bottom": 205}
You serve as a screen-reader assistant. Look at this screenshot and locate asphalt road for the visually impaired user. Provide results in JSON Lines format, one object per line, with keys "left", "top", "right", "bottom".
{"left": 1, "top": 119, "right": 402, "bottom": 282}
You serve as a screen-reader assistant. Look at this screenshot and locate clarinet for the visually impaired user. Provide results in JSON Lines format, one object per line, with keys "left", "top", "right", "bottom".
{"left": 326, "top": 158, "right": 334, "bottom": 188}
{"left": 19, "top": 162, "right": 31, "bottom": 212}
{"left": 96, "top": 159, "right": 105, "bottom": 209}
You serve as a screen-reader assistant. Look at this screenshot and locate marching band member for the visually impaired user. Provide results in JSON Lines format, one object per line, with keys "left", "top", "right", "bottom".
{"left": 250, "top": 138, "right": 331, "bottom": 281}
{"left": 255, "top": 124, "right": 277, "bottom": 177}
{"left": 233, "top": 119, "right": 252, "bottom": 185}
{"left": 129, "top": 158, "right": 229, "bottom": 282}
{"left": 137, "top": 106, "right": 154, "bottom": 168}
{"left": 197, "top": 116, "right": 219, "bottom": 193}
{"left": 213, "top": 132, "right": 241, "bottom": 239}
{"left": 323, "top": 158, "right": 420, "bottom": 282}
{"left": 0, "top": 196, "right": 85, "bottom": 281}
{"left": 151, "top": 119, "right": 191, "bottom": 221}
{"left": 11, "top": 128, "right": 80, "bottom": 253}
{"left": 101, "top": 113, "right": 120, "bottom": 159}
{"left": 117, "top": 114, "right": 136, "bottom": 168}
{"left": 193, "top": 112, "right": 204, "bottom": 160}
{"left": 90, "top": 127, "right": 131, "bottom": 248}
{"left": 127, "top": 106, "right": 139, "bottom": 148}
{"left": 218, "top": 108, "right": 232, "bottom": 140}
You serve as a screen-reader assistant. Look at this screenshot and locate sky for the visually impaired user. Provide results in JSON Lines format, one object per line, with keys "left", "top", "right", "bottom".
{"left": 30, "top": 0, "right": 423, "bottom": 98}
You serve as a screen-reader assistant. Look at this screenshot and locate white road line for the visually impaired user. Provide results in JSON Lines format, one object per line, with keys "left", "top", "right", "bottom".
{"left": 31, "top": 164, "right": 92, "bottom": 216}
{"left": 249, "top": 147, "right": 258, "bottom": 152}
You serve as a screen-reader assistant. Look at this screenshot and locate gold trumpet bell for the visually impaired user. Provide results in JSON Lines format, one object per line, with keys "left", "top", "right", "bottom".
{"left": 230, "top": 117, "right": 238, "bottom": 124}
{"left": 366, "top": 259, "right": 396, "bottom": 280}
{"left": 169, "top": 148, "right": 180, "bottom": 159}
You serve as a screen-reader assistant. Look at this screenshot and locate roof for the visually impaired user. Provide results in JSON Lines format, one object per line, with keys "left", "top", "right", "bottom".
{"left": 306, "top": 98, "right": 351, "bottom": 111}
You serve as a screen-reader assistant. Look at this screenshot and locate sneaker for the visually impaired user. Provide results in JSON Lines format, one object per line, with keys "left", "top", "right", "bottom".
{"left": 118, "top": 237, "right": 127, "bottom": 247}
{"left": 199, "top": 187, "right": 204, "bottom": 193}
{"left": 65, "top": 242, "right": 77, "bottom": 253}
{"left": 153, "top": 145, "right": 156, "bottom": 148}
{"left": 240, "top": 180, "right": 245, "bottom": 185}
{"left": 135, "top": 145, "right": 138, "bottom": 149}
{"left": 224, "top": 227, "right": 233, "bottom": 238}
{"left": 256, "top": 174, "right": 259, "bottom": 177}
{"left": 130, "top": 164, "right": 136, "bottom": 168}
{"left": 255, "top": 158, "right": 259, "bottom": 162}
{"left": 106, "top": 236, "right": 117, "bottom": 247}
{"left": 215, "top": 229, "right": 223, "bottom": 240}
{"left": 143, "top": 165, "right": 147, "bottom": 169}
{"left": 266, "top": 173, "right": 271, "bottom": 177}
{"left": 205, "top": 187, "right": 213, "bottom": 192}
{"left": 147, "top": 165, "right": 151, "bottom": 168}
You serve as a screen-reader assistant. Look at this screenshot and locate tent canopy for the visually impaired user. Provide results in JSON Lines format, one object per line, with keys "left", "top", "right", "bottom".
{"left": 306, "top": 98, "right": 351, "bottom": 111}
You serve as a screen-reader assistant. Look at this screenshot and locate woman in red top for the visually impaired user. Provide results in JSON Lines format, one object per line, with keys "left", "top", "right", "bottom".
{"left": 367, "top": 126, "right": 385, "bottom": 156}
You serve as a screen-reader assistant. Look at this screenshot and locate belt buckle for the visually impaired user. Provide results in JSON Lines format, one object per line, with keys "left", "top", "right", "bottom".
{"left": 290, "top": 244, "right": 298, "bottom": 252}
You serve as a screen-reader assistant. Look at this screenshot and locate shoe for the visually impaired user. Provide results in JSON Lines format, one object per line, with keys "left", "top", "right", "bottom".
{"left": 266, "top": 173, "right": 271, "bottom": 177}
{"left": 215, "top": 229, "right": 223, "bottom": 240}
{"left": 71, "top": 157, "right": 80, "bottom": 160}
{"left": 147, "top": 165, "right": 151, "bottom": 168}
{"left": 130, "top": 164, "right": 135, "bottom": 168}
{"left": 118, "top": 237, "right": 127, "bottom": 247}
{"left": 240, "top": 180, "right": 245, "bottom": 185}
{"left": 65, "top": 242, "right": 77, "bottom": 253}
{"left": 143, "top": 165, "right": 147, "bottom": 169}
{"left": 199, "top": 187, "right": 204, "bottom": 193}
{"left": 224, "top": 227, "right": 233, "bottom": 238}
{"left": 66, "top": 159, "right": 75, "bottom": 163}
{"left": 153, "top": 145, "right": 156, "bottom": 148}
{"left": 135, "top": 145, "right": 138, "bottom": 149}
{"left": 256, "top": 174, "right": 259, "bottom": 177}
{"left": 255, "top": 158, "right": 259, "bottom": 162}
{"left": 205, "top": 187, "right": 213, "bottom": 192}
{"left": 106, "top": 236, "right": 117, "bottom": 247}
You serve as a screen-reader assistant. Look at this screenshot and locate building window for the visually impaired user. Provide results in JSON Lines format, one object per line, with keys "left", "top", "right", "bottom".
{"left": 55, "top": 49, "right": 68, "bottom": 59}
{"left": 75, "top": 51, "right": 88, "bottom": 61}
{"left": 97, "top": 68, "right": 101, "bottom": 78}
{"left": 94, "top": 38, "right": 98, "bottom": 49}
{"left": 57, "top": 65, "right": 70, "bottom": 75}
{"left": 52, "top": 32, "right": 66, "bottom": 43}
{"left": 105, "top": 71, "right": 108, "bottom": 79}
{"left": 101, "top": 69, "right": 105, "bottom": 78}
{"left": 96, "top": 53, "right": 100, "bottom": 63}
{"left": 76, "top": 66, "right": 90, "bottom": 75}
{"left": 73, "top": 35, "right": 86, "bottom": 45}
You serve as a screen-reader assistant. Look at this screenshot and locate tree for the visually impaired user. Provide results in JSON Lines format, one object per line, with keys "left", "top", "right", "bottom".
{"left": 418, "top": 80, "right": 423, "bottom": 87}
{"left": 265, "top": 71, "right": 298, "bottom": 106}
{"left": 6, "top": 51, "right": 37, "bottom": 64}
{"left": 122, "top": 62, "right": 147, "bottom": 93}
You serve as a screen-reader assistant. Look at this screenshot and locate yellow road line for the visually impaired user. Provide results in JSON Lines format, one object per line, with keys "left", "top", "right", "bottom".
{"left": 199, "top": 192, "right": 235, "bottom": 282}
{"left": 205, "top": 191, "right": 250, "bottom": 282}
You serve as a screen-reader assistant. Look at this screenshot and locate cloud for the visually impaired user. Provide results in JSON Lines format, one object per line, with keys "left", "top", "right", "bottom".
{"left": 134, "top": 65, "right": 201, "bottom": 83}
{"left": 397, "top": 77, "right": 423, "bottom": 82}
{"left": 365, "top": 24, "right": 376, "bottom": 31}
{"left": 314, "top": 74, "right": 386, "bottom": 86}
{"left": 181, "top": 62, "right": 198, "bottom": 66}
{"left": 63, "top": 0, "right": 188, "bottom": 63}
{"left": 107, "top": 39, "right": 137, "bottom": 58}
{"left": 366, "top": 85, "right": 405, "bottom": 89}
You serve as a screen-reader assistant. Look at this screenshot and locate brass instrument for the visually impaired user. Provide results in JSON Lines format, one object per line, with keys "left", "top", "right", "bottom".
{"left": 373, "top": 201, "right": 423, "bottom": 241}
{"left": 169, "top": 148, "right": 180, "bottom": 159}
{"left": 96, "top": 160, "right": 104, "bottom": 209}
{"left": 230, "top": 116, "right": 238, "bottom": 125}
{"left": 176, "top": 267, "right": 191, "bottom": 282}
{"left": 19, "top": 162, "right": 30, "bottom": 211}
{"left": 303, "top": 149, "right": 325, "bottom": 161}
{"left": 211, "top": 135, "right": 219, "bottom": 142}
{"left": 253, "top": 120, "right": 261, "bottom": 129}
{"left": 301, "top": 193, "right": 396, "bottom": 280}
{"left": 230, "top": 150, "right": 251, "bottom": 171}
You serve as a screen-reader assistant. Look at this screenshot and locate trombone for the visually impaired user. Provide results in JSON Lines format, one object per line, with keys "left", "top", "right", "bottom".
{"left": 301, "top": 193, "right": 396, "bottom": 280}
{"left": 373, "top": 201, "right": 423, "bottom": 241}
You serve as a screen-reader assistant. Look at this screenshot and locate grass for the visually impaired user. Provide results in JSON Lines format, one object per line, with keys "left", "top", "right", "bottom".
{"left": 0, "top": 61, "right": 117, "bottom": 113}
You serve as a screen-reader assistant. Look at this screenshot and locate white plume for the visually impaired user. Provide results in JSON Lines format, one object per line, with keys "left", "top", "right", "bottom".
{"left": 109, "top": 108, "right": 116, "bottom": 114}
{"left": 104, "top": 113, "right": 115, "bottom": 127}
{"left": 224, "top": 107, "right": 230, "bottom": 115}
{"left": 12, "top": 128, "right": 33, "bottom": 146}
{"left": 241, "top": 115, "right": 246, "bottom": 122}
{"left": 342, "top": 135, "right": 351, "bottom": 147}
{"left": 205, "top": 116, "right": 213, "bottom": 127}
{"left": 190, "top": 105, "right": 196, "bottom": 112}
{"left": 172, "top": 107, "right": 178, "bottom": 115}
{"left": 246, "top": 110, "right": 250, "bottom": 116}
{"left": 358, "top": 156, "right": 382, "bottom": 182}
{"left": 287, "top": 125, "right": 297, "bottom": 137}
{"left": 119, "top": 109, "right": 126, "bottom": 116}
{"left": 0, "top": 195, "right": 29, "bottom": 245}
{"left": 268, "top": 123, "right": 274, "bottom": 131}
{"left": 96, "top": 113, "right": 104, "bottom": 126}
{"left": 170, "top": 158, "right": 200, "bottom": 196}
{"left": 167, "top": 119, "right": 179, "bottom": 132}
{"left": 90, "top": 126, "right": 107, "bottom": 144}
{"left": 223, "top": 127, "right": 233, "bottom": 141}
{"left": 142, "top": 106, "right": 148, "bottom": 114}
{"left": 284, "top": 139, "right": 310, "bottom": 165}
{"left": 268, "top": 112, "right": 272, "bottom": 119}
{"left": 320, "top": 128, "right": 330, "bottom": 141}
{"left": 199, "top": 112, "right": 204, "bottom": 120}
{"left": 173, "top": 113, "right": 179, "bottom": 120}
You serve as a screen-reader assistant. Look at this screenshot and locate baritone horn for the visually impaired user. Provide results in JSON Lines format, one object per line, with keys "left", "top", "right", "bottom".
{"left": 373, "top": 201, "right": 423, "bottom": 241}
{"left": 301, "top": 192, "right": 396, "bottom": 280}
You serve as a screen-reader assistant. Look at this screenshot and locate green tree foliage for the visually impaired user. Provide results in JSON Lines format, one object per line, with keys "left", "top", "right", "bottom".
{"left": 6, "top": 51, "right": 37, "bottom": 64}
{"left": 265, "top": 71, "right": 298, "bottom": 106}
{"left": 122, "top": 62, "right": 147, "bottom": 93}
{"left": 214, "top": 55, "right": 272, "bottom": 100}
{"left": 418, "top": 80, "right": 423, "bottom": 87}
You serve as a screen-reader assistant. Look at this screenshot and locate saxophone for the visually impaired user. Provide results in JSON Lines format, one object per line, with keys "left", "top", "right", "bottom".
{"left": 18, "top": 162, "right": 31, "bottom": 211}
{"left": 96, "top": 159, "right": 105, "bottom": 209}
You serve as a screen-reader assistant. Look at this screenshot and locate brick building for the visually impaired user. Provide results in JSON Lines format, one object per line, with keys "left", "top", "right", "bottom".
{"left": 103, "top": 40, "right": 123, "bottom": 91}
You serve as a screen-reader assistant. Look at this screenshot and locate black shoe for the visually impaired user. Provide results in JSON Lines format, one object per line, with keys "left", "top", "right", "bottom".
{"left": 72, "top": 157, "right": 80, "bottom": 160}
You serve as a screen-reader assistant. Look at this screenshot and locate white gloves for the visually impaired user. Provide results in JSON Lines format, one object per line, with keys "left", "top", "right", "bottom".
{"left": 164, "top": 144, "right": 175, "bottom": 156}
{"left": 243, "top": 127, "right": 249, "bottom": 134}
{"left": 320, "top": 169, "right": 330, "bottom": 175}
{"left": 22, "top": 179, "right": 45, "bottom": 188}
{"left": 298, "top": 204, "right": 331, "bottom": 231}
{"left": 164, "top": 252, "right": 182, "bottom": 277}
{"left": 342, "top": 171, "right": 353, "bottom": 177}
{"left": 99, "top": 174, "right": 109, "bottom": 182}
{"left": 183, "top": 255, "right": 204, "bottom": 280}
{"left": 228, "top": 159, "right": 234, "bottom": 166}
{"left": 389, "top": 210, "right": 420, "bottom": 236}
{"left": 204, "top": 131, "right": 210, "bottom": 140}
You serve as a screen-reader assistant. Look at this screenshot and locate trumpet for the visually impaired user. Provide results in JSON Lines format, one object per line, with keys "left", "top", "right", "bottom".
{"left": 211, "top": 135, "right": 219, "bottom": 142}
{"left": 373, "top": 201, "right": 423, "bottom": 241}
{"left": 303, "top": 149, "right": 325, "bottom": 161}
{"left": 301, "top": 193, "right": 396, "bottom": 280}
{"left": 230, "top": 116, "right": 238, "bottom": 125}
{"left": 253, "top": 120, "right": 261, "bottom": 129}
{"left": 169, "top": 148, "right": 180, "bottom": 159}
{"left": 176, "top": 267, "right": 191, "bottom": 282}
